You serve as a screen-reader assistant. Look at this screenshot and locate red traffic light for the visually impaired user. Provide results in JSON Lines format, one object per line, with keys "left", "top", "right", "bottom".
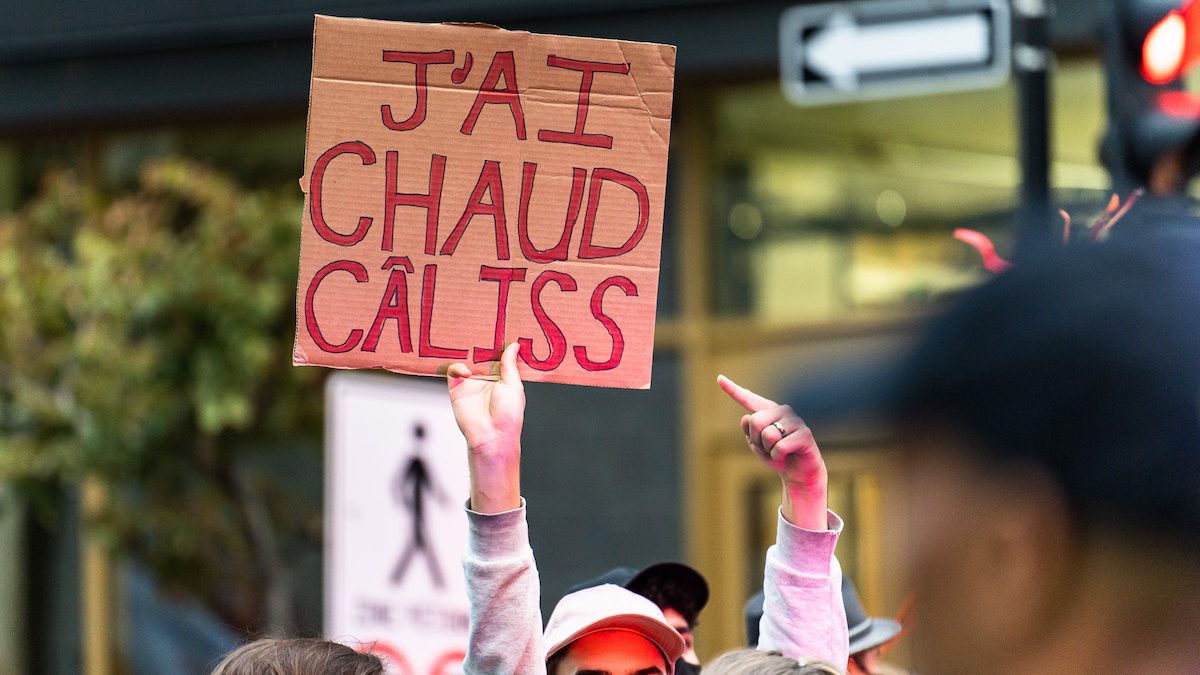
{"left": 1142, "top": 0, "right": 1200, "bottom": 83}
{"left": 1143, "top": 9, "right": 1186, "bottom": 82}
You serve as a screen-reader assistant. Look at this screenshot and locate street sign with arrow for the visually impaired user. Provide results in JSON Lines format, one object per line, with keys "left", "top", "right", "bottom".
{"left": 780, "top": 0, "right": 1011, "bottom": 106}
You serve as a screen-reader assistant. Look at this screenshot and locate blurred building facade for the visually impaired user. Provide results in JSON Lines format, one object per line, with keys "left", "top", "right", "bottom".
{"left": 0, "top": 0, "right": 1115, "bottom": 671}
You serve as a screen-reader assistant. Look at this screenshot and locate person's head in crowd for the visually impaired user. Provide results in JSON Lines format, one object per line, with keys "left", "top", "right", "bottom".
{"left": 543, "top": 584, "right": 686, "bottom": 675}
{"left": 702, "top": 649, "right": 841, "bottom": 675}
{"left": 873, "top": 234, "right": 1200, "bottom": 674}
{"left": 568, "top": 562, "right": 709, "bottom": 668}
{"left": 842, "top": 576, "right": 903, "bottom": 674}
{"left": 627, "top": 562, "right": 708, "bottom": 665}
{"left": 209, "top": 638, "right": 384, "bottom": 675}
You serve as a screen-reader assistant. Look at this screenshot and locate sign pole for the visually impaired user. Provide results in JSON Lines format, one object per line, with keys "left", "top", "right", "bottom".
{"left": 1013, "top": 0, "right": 1054, "bottom": 257}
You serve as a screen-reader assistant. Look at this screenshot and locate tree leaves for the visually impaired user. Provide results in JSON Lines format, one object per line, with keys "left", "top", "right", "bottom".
{"left": 0, "top": 158, "right": 321, "bottom": 630}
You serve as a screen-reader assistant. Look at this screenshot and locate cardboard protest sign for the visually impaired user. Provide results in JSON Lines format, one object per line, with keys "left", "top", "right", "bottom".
{"left": 293, "top": 16, "right": 676, "bottom": 389}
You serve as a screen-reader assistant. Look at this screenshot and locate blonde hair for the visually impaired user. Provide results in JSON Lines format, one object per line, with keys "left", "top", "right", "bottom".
{"left": 210, "top": 638, "right": 385, "bottom": 675}
{"left": 703, "top": 649, "right": 843, "bottom": 675}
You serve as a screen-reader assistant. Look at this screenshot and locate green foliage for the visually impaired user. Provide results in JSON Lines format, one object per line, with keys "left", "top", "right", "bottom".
{"left": 0, "top": 158, "right": 322, "bottom": 628}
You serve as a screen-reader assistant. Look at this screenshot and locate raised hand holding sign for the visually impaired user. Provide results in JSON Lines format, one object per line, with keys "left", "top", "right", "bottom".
{"left": 447, "top": 343, "right": 524, "bottom": 514}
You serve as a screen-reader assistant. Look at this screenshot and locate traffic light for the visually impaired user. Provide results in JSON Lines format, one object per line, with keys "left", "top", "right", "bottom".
{"left": 1140, "top": 1, "right": 1200, "bottom": 83}
{"left": 1103, "top": 0, "right": 1200, "bottom": 193}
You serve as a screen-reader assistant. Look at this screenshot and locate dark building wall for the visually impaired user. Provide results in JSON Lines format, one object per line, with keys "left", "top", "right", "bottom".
{"left": 0, "top": 0, "right": 1104, "bottom": 133}
{"left": 521, "top": 353, "right": 682, "bottom": 617}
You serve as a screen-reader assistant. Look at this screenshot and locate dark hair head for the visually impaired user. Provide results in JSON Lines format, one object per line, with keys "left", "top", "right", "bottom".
{"left": 625, "top": 563, "right": 709, "bottom": 628}
{"left": 210, "top": 638, "right": 385, "bottom": 675}
{"left": 631, "top": 575, "right": 703, "bottom": 627}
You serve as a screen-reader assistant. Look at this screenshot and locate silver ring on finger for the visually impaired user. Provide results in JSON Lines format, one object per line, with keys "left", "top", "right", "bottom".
{"left": 771, "top": 421, "right": 788, "bottom": 437}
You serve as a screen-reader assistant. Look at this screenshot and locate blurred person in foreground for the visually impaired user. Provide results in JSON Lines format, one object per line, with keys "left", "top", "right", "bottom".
{"left": 210, "top": 638, "right": 383, "bottom": 675}
{"left": 446, "top": 344, "right": 848, "bottom": 673}
{"left": 567, "top": 561, "right": 709, "bottom": 672}
{"left": 846, "top": 232, "right": 1200, "bottom": 674}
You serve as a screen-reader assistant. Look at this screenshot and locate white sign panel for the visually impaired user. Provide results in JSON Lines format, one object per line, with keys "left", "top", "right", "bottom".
{"left": 780, "top": 0, "right": 1011, "bottom": 106}
{"left": 326, "top": 372, "right": 470, "bottom": 675}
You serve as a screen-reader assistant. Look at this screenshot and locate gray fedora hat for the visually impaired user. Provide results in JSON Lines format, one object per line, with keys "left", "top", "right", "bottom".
{"left": 843, "top": 576, "right": 901, "bottom": 655}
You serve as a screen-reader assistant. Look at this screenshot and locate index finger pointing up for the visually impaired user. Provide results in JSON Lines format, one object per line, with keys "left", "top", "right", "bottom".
{"left": 717, "top": 374, "right": 777, "bottom": 412}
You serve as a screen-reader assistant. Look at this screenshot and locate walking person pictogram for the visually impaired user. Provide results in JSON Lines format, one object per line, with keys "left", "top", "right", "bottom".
{"left": 391, "top": 422, "right": 449, "bottom": 587}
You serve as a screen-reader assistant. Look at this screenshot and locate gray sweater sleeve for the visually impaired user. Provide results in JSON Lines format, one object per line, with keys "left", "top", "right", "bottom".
{"left": 758, "top": 509, "right": 849, "bottom": 670}
{"left": 462, "top": 500, "right": 547, "bottom": 675}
